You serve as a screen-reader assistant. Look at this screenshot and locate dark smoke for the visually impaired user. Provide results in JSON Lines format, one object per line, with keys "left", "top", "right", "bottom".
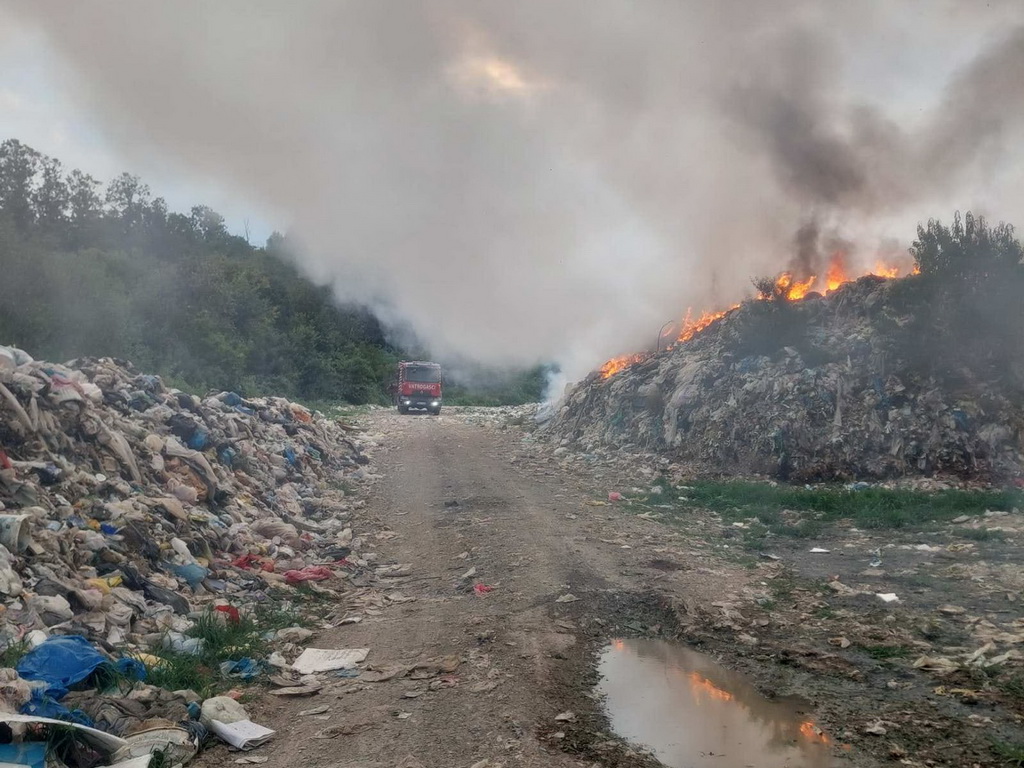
{"left": 1, "top": 1, "right": 1022, "bottom": 384}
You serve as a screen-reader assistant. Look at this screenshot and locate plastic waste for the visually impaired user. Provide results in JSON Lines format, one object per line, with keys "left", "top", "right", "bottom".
{"left": 200, "top": 695, "right": 249, "bottom": 726}
{"left": 16, "top": 635, "right": 108, "bottom": 699}
{"left": 283, "top": 566, "right": 333, "bottom": 584}
{"left": 219, "top": 658, "right": 263, "bottom": 680}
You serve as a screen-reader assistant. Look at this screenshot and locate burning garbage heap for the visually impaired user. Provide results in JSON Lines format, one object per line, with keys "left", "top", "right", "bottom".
{"left": 0, "top": 346, "right": 377, "bottom": 766}
{"left": 547, "top": 275, "right": 1024, "bottom": 482}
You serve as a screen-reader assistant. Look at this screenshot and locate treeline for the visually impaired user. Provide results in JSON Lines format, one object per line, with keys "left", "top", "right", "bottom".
{"left": 0, "top": 138, "right": 397, "bottom": 402}
{"left": 0, "top": 139, "right": 546, "bottom": 405}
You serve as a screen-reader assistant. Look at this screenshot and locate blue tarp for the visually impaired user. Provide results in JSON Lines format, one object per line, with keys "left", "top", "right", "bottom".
{"left": 16, "top": 635, "right": 106, "bottom": 699}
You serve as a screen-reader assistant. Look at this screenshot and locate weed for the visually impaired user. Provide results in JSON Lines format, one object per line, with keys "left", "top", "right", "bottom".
{"left": 658, "top": 480, "right": 1022, "bottom": 532}
{"left": 992, "top": 740, "right": 1024, "bottom": 767}
{"left": 252, "top": 600, "right": 309, "bottom": 631}
{"left": 0, "top": 639, "right": 28, "bottom": 668}
{"left": 145, "top": 652, "right": 220, "bottom": 697}
{"left": 998, "top": 674, "right": 1024, "bottom": 701}
{"left": 955, "top": 527, "right": 1006, "bottom": 542}
{"left": 146, "top": 603, "right": 281, "bottom": 696}
{"left": 814, "top": 605, "right": 836, "bottom": 620}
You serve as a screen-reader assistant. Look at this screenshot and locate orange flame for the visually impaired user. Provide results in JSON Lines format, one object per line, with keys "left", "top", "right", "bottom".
{"left": 599, "top": 353, "right": 649, "bottom": 380}
{"left": 677, "top": 305, "right": 741, "bottom": 344}
{"left": 596, "top": 254, "right": 911, "bottom": 379}
{"left": 826, "top": 252, "right": 849, "bottom": 291}
{"left": 774, "top": 273, "right": 817, "bottom": 300}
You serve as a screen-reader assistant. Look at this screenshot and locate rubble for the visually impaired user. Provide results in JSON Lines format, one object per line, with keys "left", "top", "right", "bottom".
{"left": 545, "top": 276, "right": 1024, "bottom": 482}
{"left": 0, "top": 350, "right": 378, "bottom": 765}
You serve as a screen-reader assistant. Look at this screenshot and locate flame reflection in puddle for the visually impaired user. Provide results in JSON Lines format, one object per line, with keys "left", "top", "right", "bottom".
{"left": 598, "top": 639, "right": 831, "bottom": 768}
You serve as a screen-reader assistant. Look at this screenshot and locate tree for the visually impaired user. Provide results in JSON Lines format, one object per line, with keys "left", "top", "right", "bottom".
{"left": 910, "top": 211, "right": 1024, "bottom": 282}
{"left": 0, "top": 139, "right": 40, "bottom": 228}
{"left": 67, "top": 169, "right": 103, "bottom": 224}
{"left": 105, "top": 172, "right": 151, "bottom": 229}
{"left": 33, "top": 156, "right": 69, "bottom": 225}
{"left": 189, "top": 205, "right": 226, "bottom": 241}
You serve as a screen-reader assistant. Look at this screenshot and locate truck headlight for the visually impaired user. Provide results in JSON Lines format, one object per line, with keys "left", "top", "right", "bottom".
{"left": 430, "top": 401, "right": 439, "bottom": 407}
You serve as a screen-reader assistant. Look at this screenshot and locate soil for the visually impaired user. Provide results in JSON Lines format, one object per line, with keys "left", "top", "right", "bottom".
{"left": 196, "top": 408, "right": 1024, "bottom": 768}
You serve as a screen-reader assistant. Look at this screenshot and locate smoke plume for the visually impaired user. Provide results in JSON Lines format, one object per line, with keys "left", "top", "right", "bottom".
{"left": 3, "top": 1, "right": 1023, "bottom": 382}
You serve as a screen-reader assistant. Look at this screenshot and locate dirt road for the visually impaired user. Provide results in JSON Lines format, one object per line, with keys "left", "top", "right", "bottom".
{"left": 200, "top": 409, "right": 1024, "bottom": 768}
{"left": 218, "top": 410, "right": 666, "bottom": 768}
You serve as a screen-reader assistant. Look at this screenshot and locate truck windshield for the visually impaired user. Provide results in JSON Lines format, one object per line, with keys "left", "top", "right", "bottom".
{"left": 405, "top": 366, "right": 441, "bottom": 383}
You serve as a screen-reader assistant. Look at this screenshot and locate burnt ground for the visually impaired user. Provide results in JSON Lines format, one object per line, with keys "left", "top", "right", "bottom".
{"left": 197, "top": 409, "right": 1024, "bottom": 768}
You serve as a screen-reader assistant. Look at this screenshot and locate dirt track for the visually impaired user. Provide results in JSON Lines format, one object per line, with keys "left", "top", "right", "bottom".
{"left": 197, "top": 409, "right": 1024, "bottom": 768}
{"left": 204, "top": 410, "right": 665, "bottom": 768}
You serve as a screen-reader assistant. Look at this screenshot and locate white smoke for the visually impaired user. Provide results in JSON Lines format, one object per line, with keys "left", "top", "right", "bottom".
{"left": 3, "top": 1, "right": 1023, "bottom": 385}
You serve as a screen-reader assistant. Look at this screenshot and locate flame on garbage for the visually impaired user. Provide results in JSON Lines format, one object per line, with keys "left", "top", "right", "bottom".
{"left": 598, "top": 252, "right": 911, "bottom": 379}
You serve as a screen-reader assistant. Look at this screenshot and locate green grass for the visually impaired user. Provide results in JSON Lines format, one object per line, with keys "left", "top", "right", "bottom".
{"left": 146, "top": 602, "right": 297, "bottom": 695}
{"left": 145, "top": 652, "right": 221, "bottom": 696}
{"left": 955, "top": 526, "right": 1007, "bottom": 542}
{"left": 861, "top": 644, "right": 913, "bottom": 660}
{"left": 998, "top": 674, "right": 1024, "bottom": 701}
{"left": 652, "top": 480, "right": 1022, "bottom": 532}
{"left": 0, "top": 639, "right": 29, "bottom": 668}
{"left": 993, "top": 741, "right": 1024, "bottom": 766}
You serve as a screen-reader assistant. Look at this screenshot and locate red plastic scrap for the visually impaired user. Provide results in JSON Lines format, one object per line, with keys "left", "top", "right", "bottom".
{"left": 283, "top": 565, "right": 333, "bottom": 585}
{"left": 473, "top": 583, "right": 495, "bottom": 596}
{"left": 608, "top": 491, "right": 623, "bottom": 501}
{"left": 215, "top": 604, "right": 241, "bottom": 624}
{"left": 232, "top": 554, "right": 275, "bottom": 572}
{"left": 0, "top": 450, "right": 11, "bottom": 470}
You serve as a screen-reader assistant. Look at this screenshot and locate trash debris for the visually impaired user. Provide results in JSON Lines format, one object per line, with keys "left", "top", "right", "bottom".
{"left": 809, "top": 547, "right": 830, "bottom": 554}
{"left": 473, "top": 583, "right": 495, "bottom": 595}
{"left": 291, "top": 648, "right": 370, "bottom": 675}
{"left": 111, "top": 725, "right": 199, "bottom": 765}
{"left": 876, "top": 593, "right": 900, "bottom": 603}
{"left": 200, "top": 696, "right": 249, "bottom": 726}
{"left": 544, "top": 275, "right": 1024, "bottom": 482}
{"left": 0, "top": 352, "right": 375, "bottom": 764}
{"left": 863, "top": 721, "right": 888, "bottom": 736}
{"left": 608, "top": 491, "right": 623, "bottom": 502}
{"left": 207, "top": 719, "right": 276, "bottom": 751}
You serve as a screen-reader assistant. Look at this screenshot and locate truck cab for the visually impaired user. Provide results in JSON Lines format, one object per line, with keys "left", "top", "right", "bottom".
{"left": 394, "top": 361, "right": 443, "bottom": 415}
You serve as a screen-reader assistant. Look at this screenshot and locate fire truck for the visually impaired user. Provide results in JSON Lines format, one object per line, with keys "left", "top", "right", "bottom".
{"left": 392, "top": 361, "right": 443, "bottom": 415}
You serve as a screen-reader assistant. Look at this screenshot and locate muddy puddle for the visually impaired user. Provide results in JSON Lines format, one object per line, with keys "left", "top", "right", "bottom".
{"left": 598, "top": 639, "right": 831, "bottom": 768}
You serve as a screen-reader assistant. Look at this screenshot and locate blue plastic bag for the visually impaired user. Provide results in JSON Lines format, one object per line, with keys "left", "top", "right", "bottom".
{"left": 21, "top": 689, "right": 94, "bottom": 726}
{"left": 169, "top": 562, "right": 210, "bottom": 590}
{"left": 0, "top": 742, "right": 47, "bottom": 768}
{"left": 16, "top": 635, "right": 107, "bottom": 699}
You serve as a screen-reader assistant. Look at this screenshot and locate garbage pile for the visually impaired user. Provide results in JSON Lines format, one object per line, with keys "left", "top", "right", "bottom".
{"left": 0, "top": 348, "right": 375, "bottom": 766}
{"left": 545, "top": 276, "right": 1024, "bottom": 482}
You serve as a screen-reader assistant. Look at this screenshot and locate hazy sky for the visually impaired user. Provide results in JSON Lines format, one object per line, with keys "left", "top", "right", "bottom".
{"left": 1, "top": 2, "right": 1022, "bottom": 381}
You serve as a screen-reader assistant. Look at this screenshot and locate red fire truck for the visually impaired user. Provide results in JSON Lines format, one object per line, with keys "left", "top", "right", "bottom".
{"left": 392, "top": 361, "right": 443, "bottom": 415}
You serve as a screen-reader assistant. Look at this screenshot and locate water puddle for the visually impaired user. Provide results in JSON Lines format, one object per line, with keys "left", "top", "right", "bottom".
{"left": 598, "top": 639, "right": 831, "bottom": 768}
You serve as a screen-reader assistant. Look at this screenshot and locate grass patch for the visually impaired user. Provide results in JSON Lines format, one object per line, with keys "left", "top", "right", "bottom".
{"left": 861, "top": 644, "right": 913, "bottom": 660}
{"left": 0, "top": 639, "right": 29, "bottom": 668}
{"left": 998, "top": 674, "right": 1024, "bottom": 701}
{"left": 955, "top": 527, "right": 1007, "bottom": 542}
{"left": 656, "top": 480, "right": 1022, "bottom": 532}
{"left": 146, "top": 601, "right": 302, "bottom": 695}
{"left": 993, "top": 741, "right": 1024, "bottom": 766}
{"left": 146, "top": 652, "right": 221, "bottom": 696}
